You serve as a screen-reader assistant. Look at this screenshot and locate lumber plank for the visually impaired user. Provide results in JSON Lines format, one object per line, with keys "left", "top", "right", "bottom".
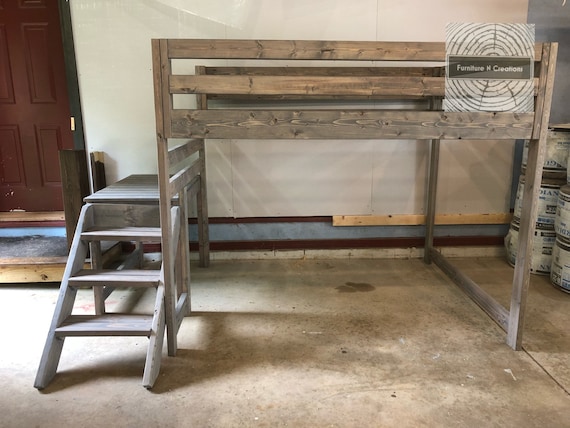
{"left": 68, "top": 269, "right": 161, "bottom": 288}
{"left": 171, "top": 75, "right": 445, "bottom": 97}
{"left": 333, "top": 213, "right": 513, "bottom": 226}
{"left": 165, "top": 39, "right": 544, "bottom": 62}
{"left": 168, "top": 139, "right": 202, "bottom": 166}
{"left": 0, "top": 263, "right": 66, "bottom": 283}
{"left": 0, "top": 211, "right": 64, "bottom": 222}
{"left": 169, "top": 159, "right": 201, "bottom": 197}
{"left": 81, "top": 227, "right": 162, "bottom": 241}
{"left": 91, "top": 203, "right": 160, "bottom": 229}
{"left": 55, "top": 314, "right": 153, "bottom": 336}
{"left": 168, "top": 39, "right": 446, "bottom": 61}
{"left": 170, "top": 110, "right": 534, "bottom": 140}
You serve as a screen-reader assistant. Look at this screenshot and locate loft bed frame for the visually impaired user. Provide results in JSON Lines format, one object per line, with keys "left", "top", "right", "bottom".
{"left": 151, "top": 39, "right": 557, "bottom": 356}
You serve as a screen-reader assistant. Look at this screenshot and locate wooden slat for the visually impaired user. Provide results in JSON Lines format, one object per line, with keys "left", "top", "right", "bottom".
{"left": 165, "top": 39, "right": 544, "bottom": 62}
{"left": 429, "top": 248, "right": 510, "bottom": 331}
{"left": 90, "top": 202, "right": 160, "bottom": 229}
{"left": 171, "top": 75, "right": 445, "bottom": 97}
{"left": 81, "top": 227, "right": 162, "bottom": 241}
{"left": 68, "top": 269, "right": 161, "bottom": 288}
{"left": 85, "top": 175, "right": 160, "bottom": 204}
{"left": 0, "top": 211, "right": 64, "bottom": 222}
{"left": 0, "top": 262, "right": 67, "bottom": 283}
{"left": 168, "top": 139, "right": 202, "bottom": 166}
{"left": 333, "top": 213, "right": 513, "bottom": 226}
{"left": 186, "top": 175, "right": 201, "bottom": 198}
{"left": 168, "top": 39, "right": 446, "bottom": 61}
{"left": 169, "top": 159, "right": 201, "bottom": 198}
{"left": 55, "top": 314, "right": 153, "bottom": 336}
{"left": 170, "top": 109, "right": 534, "bottom": 140}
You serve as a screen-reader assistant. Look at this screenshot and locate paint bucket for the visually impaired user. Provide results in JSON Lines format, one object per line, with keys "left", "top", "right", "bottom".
{"left": 505, "top": 221, "right": 556, "bottom": 275}
{"left": 554, "top": 184, "right": 570, "bottom": 241}
{"left": 522, "top": 129, "right": 570, "bottom": 171}
{"left": 513, "top": 174, "right": 565, "bottom": 228}
{"left": 550, "top": 238, "right": 570, "bottom": 293}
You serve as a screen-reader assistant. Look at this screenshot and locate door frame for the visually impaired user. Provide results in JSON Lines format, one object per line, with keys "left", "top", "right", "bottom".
{"left": 57, "top": 0, "right": 84, "bottom": 151}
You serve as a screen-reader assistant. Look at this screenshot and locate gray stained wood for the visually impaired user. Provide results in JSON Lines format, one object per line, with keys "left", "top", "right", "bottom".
{"left": 55, "top": 314, "right": 154, "bottom": 336}
{"left": 84, "top": 174, "right": 160, "bottom": 204}
{"left": 68, "top": 269, "right": 161, "bottom": 288}
{"left": 166, "top": 39, "right": 545, "bottom": 62}
{"left": 81, "top": 227, "right": 162, "bottom": 242}
{"left": 34, "top": 203, "right": 170, "bottom": 389}
{"left": 151, "top": 38, "right": 558, "bottom": 352}
{"left": 169, "top": 109, "right": 534, "bottom": 140}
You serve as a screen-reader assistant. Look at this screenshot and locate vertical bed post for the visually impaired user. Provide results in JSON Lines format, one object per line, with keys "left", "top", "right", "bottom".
{"left": 152, "top": 39, "right": 178, "bottom": 356}
{"left": 424, "top": 137, "right": 440, "bottom": 264}
{"left": 195, "top": 66, "right": 210, "bottom": 268}
{"left": 424, "top": 71, "right": 444, "bottom": 264}
{"left": 507, "top": 42, "right": 558, "bottom": 350}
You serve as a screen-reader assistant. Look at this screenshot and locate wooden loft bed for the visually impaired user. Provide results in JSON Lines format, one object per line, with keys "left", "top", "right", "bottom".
{"left": 151, "top": 39, "right": 557, "bottom": 354}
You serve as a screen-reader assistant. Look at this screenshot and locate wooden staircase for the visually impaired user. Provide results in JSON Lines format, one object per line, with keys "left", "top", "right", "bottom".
{"left": 34, "top": 202, "right": 182, "bottom": 389}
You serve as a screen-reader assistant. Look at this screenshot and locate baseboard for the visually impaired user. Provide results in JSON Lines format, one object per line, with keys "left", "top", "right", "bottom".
{"left": 191, "top": 246, "right": 506, "bottom": 261}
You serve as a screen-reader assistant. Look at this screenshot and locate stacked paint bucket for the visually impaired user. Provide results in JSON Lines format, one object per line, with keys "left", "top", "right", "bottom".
{"left": 552, "top": 128, "right": 570, "bottom": 293}
{"left": 505, "top": 129, "right": 570, "bottom": 277}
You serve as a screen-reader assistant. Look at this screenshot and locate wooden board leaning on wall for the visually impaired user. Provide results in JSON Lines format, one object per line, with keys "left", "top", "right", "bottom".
{"left": 333, "top": 213, "right": 512, "bottom": 226}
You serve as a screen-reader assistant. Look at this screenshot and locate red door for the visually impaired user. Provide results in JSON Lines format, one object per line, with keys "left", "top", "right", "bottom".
{"left": 0, "top": 0, "right": 74, "bottom": 212}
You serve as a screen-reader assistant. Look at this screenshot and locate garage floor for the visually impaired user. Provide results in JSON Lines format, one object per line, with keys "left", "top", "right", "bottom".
{"left": 1, "top": 256, "right": 569, "bottom": 427}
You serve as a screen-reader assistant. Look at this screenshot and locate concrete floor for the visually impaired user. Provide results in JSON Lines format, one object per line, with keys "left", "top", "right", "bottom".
{"left": 1, "top": 255, "right": 569, "bottom": 427}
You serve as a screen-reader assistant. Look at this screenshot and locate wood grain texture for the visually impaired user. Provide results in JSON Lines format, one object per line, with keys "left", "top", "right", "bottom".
{"left": 81, "top": 227, "right": 162, "bottom": 241}
{"left": 170, "top": 109, "right": 534, "bottom": 140}
{"left": 171, "top": 75, "right": 446, "bottom": 97}
{"left": 168, "top": 139, "right": 202, "bottom": 166}
{"left": 164, "top": 39, "right": 544, "bottom": 62}
{"left": 333, "top": 213, "right": 513, "bottom": 226}
{"left": 55, "top": 314, "right": 153, "bottom": 336}
{"left": 68, "top": 269, "right": 161, "bottom": 288}
{"left": 507, "top": 42, "right": 559, "bottom": 350}
{"left": 0, "top": 262, "right": 66, "bottom": 283}
{"left": 0, "top": 211, "right": 64, "bottom": 222}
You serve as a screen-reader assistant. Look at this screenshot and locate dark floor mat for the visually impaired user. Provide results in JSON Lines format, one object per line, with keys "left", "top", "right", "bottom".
{"left": 0, "top": 235, "right": 68, "bottom": 259}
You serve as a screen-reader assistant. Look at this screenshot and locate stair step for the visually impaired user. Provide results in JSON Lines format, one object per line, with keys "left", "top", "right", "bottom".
{"left": 81, "top": 227, "right": 161, "bottom": 242}
{"left": 68, "top": 269, "right": 161, "bottom": 288}
{"left": 55, "top": 314, "right": 153, "bottom": 336}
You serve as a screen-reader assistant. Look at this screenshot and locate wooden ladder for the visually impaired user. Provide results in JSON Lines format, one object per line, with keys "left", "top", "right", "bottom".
{"left": 34, "top": 203, "right": 181, "bottom": 389}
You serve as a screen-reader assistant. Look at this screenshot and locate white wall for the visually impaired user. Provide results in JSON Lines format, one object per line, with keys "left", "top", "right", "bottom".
{"left": 70, "top": 0, "right": 529, "bottom": 218}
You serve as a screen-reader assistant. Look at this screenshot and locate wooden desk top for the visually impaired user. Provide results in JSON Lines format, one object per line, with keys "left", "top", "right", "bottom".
{"left": 84, "top": 174, "right": 160, "bottom": 204}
